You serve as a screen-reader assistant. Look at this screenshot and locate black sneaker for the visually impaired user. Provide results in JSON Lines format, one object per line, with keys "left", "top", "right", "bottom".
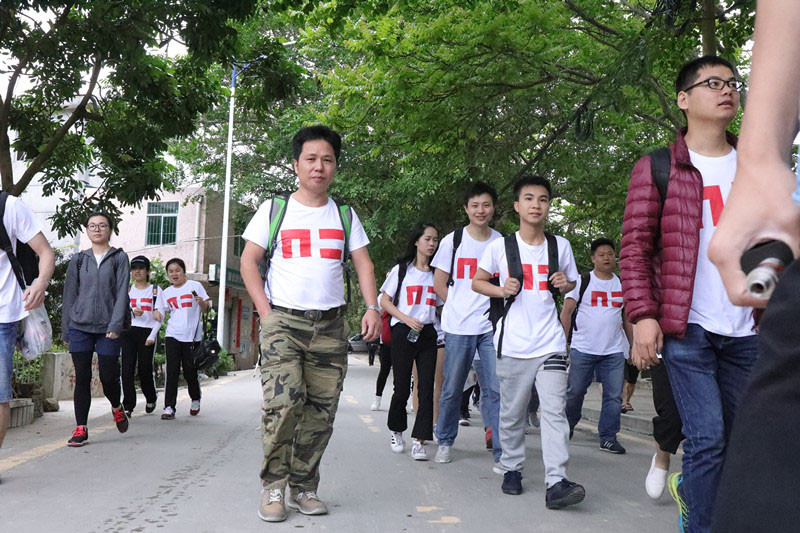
{"left": 546, "top": 478, "right": 585, "bottom": 509}
{"left": 569, "top": 427, "right": 574, "bottom": 440}
{"left": 67, "top": 425, "right": 88, "bottom": 447}
{"left": 501, "top": 471, "right": 523, "bottom": 495}
{"left": 112, "top": 407, "right": 129, "bottom": 433}
{"left": 145, "top": 401, "right": 156, "bottom": 414}
{"left": 599, "top": 440, "right": 626, "bottom": 454}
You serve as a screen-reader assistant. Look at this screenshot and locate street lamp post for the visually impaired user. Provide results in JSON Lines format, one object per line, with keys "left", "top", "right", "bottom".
{"left": 215, "top": 65, "right": 242, "bottom": 346}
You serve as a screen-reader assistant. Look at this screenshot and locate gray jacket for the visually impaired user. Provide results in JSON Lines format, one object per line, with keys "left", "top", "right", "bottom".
{"left": 62, "top": 247, "right": 130, "bottom": 339}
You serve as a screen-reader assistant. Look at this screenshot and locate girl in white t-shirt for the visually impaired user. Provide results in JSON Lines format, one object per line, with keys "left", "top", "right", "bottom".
{"left": 159, "top": 258, "right": 211, "bottom": 420}
{"left": 380, "top": 223, "right": 442, "bottom": 461}
{"left": 120, "top": 255, "right": 167, "bottom": 416}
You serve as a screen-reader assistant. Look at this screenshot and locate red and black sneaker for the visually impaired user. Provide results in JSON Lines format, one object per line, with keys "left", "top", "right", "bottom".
{"left": 112, "top": 407, "right": 129, "bottom": 433}
{"left": 67, "top": 426, "right": 88, "bottom": 447}
{"left": 485, "top": 428, "right": 493, "bottom": 450}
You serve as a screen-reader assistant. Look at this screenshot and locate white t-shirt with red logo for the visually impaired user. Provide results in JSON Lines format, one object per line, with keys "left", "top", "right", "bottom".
{"left": 380, "top": 263, "right": 442, "bottom": 327}
{"left": 477, "top": 233, "right": 578, "bottom": 359}
{"left": 565, "top": 272, "right": 627, "bottom": 355}
{"left": 129, "top": 284, "right": 168, "bottom": 342}
{"left": 0, "top": 196, "right": 42, "bottom": 323}
{"left": 161, "top": 280, "right": 210, "bottom": 342}
{"left": 431, "top": 227, "right": 502, "bottom": 335}
{"left": 243, "top": 197, "right": 370, "bottom": 311}
{"left": 687, "top": 149, "right": 754, "bottom": 337}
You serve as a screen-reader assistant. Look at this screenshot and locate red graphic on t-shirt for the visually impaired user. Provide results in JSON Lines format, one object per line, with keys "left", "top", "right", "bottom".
{"left": 701, "top": 185, "right": 724, "bottom": 229}
{"left": 406, "top": 285, "right": 436, "bottom": 307}
{"left": 519, "top": 264, "right": 550, "bottom": 291}
{"left": 279, "top": 228, "right": 345, "bottom": 260}
{"left": 167, "top": 294, "right": 194, "bottom": 310}
{"left": 590, "top": 291, "right": 624, "bottom": 308}
{"left": 457, "top": 258, "right": 478, "bottom": 280}
{"left": 319, "top": 228, "right": 344, "bottom": 260}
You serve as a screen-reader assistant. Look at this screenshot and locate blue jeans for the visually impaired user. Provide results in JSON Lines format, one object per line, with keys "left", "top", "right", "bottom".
{"left": 436, "top": 332, "right": 501, "bottom": 461}
{"left": 663, "top": 323, "right": 758, "bottom": 533}
{"left": 0, "top": 321, "right": 19, "bottom": 403}
{"left": 565, "top": 348, "right": 624, "bottom": 441}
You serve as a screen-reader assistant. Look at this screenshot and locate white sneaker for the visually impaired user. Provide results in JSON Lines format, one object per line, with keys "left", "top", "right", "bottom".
{"left": 411, "top": 440, "right": 428, "bottom": 461}
{"left": 161, "top": 406, "right": 176, "bottom": 420}
{"left": 190, "top": 400, "right": 201, "bottom": 416}
{"left": 390, "top": 432, "right": 405, "bottom": 453}
{"left": 370, "top": 396, "right": 381, "bottom": 411}
{"left": 434, "top": 445, "right": 451, "bottom": 463}
{"left": 406, "top": 403, "right": 413, "bottom": 414}
{"left": 645, "top": 453, "right": 669, "bottom": 499}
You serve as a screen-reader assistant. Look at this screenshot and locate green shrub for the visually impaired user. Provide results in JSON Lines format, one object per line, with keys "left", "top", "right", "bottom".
{"left": 214, "top": 348, "right": 233, "bottom": 375}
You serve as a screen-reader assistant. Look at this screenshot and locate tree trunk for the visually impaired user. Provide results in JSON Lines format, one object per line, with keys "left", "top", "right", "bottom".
{"left": 701, "top": 0, "right": 718, "bottom": 56}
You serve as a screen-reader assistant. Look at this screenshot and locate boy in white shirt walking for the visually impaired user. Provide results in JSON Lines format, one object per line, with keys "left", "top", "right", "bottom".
{"left": 472, "top": 175, "right": 585, "bottom": 509}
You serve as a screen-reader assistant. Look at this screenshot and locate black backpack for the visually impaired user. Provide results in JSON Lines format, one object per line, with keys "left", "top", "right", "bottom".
{"left": 567, "top": 272, "right": 592, "bottom": 344}
{"left": 649, "top": 147, "right": 671, "bottom": 208}
{"left": 0, "top": 192, "right": 40, "bottom": 289}
{"left": 392, "top": 261, "right": 409, "bottom": 307}
{"left": 490, "top": 232, "right": 559, "bottom": 358}
{"left": 446, "top": 227, "right": 464, "bottom": 287}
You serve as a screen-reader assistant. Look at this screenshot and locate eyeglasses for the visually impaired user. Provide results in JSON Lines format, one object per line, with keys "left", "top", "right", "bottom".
{"left": 87, "top": 224, "right": 109, "bottom": 231}
{"left": 682, "top": 77, "right": 745, "bottom": 92}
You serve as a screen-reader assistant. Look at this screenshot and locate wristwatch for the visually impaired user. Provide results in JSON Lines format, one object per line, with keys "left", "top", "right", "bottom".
{"left": 366, "top": 304, "right": 380, "bottom": 313}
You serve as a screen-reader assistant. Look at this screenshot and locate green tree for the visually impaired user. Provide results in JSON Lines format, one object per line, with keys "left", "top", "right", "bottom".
{"left": 0, "top": 0, "right": 298, "bottom": 237}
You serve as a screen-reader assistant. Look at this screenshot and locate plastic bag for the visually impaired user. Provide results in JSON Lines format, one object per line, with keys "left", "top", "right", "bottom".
{"left": 17, "top": 305, "right": 52, "bottom": 360}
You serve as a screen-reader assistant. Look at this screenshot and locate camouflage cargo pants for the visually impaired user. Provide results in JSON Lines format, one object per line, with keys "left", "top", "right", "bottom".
{"left": 259, "top": 308, "right": 349, "bottom": 492}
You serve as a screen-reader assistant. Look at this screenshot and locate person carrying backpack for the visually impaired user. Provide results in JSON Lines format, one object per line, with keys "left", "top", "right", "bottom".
{"left": 370, "top": 307, "right": 393, "bottom": 411}
{"left": 430, "top": 182, "right": 503, "bottom": 468}
{"left": 560, "top": 238, "right": 633, "bottom": 455}
{"left": 379, "top": 223, "right": 442, "bottom": 462}
{"left": 62, "top": 212, "right": 131, "bottom": 447}
{"left": 121, "top": 255, "right": 166, "bottom": 416}
{"left": 0, "top": 193, "right": 54, "bottom": 474}
{"left": 240, "top": 125, "right": 380, "bottom": 522}
{"left": 472, "top": 175, "right": 585, "bottom": 509}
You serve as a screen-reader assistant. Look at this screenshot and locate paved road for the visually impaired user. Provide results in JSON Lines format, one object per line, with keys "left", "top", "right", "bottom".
{"left": 1, "top": 356, "right": 680, "bottom": 532}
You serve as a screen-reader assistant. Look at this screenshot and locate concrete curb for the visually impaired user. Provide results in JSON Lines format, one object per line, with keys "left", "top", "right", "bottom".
{"left": 581, "top": 406, "right": 654, "bottom": 436}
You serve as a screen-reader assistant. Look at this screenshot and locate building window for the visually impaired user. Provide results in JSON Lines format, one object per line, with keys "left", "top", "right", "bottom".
{"left": 146, "top": 202, "right": 178, "bottom": 245}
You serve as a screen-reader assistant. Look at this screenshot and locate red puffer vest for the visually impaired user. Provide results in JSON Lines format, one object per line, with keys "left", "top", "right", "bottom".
{"left": 619, "top": 128, "right": 738, "bottom": 338}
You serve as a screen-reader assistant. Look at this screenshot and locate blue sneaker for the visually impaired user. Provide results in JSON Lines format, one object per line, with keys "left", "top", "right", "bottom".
{"left": 668, "top": 473, "right": 689, "bottom": 532}
{"left": 501, "top": 471, "right": 522, "bottom": 495}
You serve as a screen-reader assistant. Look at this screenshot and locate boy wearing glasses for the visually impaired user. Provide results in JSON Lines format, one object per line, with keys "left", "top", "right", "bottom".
{"left": 620, "top": 56, "right": 757, "bottom": 533}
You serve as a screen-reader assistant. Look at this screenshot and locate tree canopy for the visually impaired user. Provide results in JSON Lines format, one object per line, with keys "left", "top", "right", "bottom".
{"left": 0, "top": 0, "right": 299, "bottom": 236}
{"left": 174, "top": 0, "right": 756, "bottom": 272}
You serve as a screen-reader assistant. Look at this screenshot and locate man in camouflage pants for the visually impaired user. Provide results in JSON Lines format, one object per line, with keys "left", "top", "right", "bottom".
{"left": 241, "top": 125, "right": 381, "bottom": 522}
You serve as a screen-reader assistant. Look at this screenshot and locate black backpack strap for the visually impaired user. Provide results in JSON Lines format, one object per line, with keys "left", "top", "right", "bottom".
{"left": 545, "top": 232, "right": 559, "bottom": 300}
{"left": 76, "top": 252, "right": 85, "bottom": 289}
{"left": 446, "top": 227, "right": 464, "bottom": 287}
{"left": 392, "top": 261, "right": 409, "bottom": 307}
{"left": 568, "top": 272, "right": 591, "bottom": 344}
{"left": 0, "top": 192, "right": 26, "bottom": 290}
{"left": 649, "top": 147, "right": 671, "bottom": 210}
{"left": 497, "top": 234, "right": 523, "bottom": 359}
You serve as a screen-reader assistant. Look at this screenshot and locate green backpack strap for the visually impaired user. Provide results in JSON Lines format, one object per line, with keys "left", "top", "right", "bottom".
{"left": 334, "top": 199, "right": 353, "bottom": 305}
{"left": 259, "top": 195, "right": 289, "bottom": 282}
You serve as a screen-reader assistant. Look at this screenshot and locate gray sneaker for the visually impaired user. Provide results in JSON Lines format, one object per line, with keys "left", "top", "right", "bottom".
{"left": 434, "top": 445, "right": 452, "bottom": 463}
{"left": 287, "top": 491, "right": 328, "bottom": 515}
{"left": 258, "top": 489, "right": 287, "bottom": 522}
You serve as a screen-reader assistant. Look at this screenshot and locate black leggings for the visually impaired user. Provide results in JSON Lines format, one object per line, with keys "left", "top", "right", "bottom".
{"left": 164, "top": 337, "right": 201, "bottom": 409}
{"left": 387, "top": 323, "right": 437, "bottom": 441}
{"left": 71, "top": 351, "right": 122, "bottom": 426}
{"left": 121, "top": 326, "right": 158, "bottom": 412}
{"left": 375, "top": 343, "right": 392, "bottom": 396}
{"left": 650, "top": 359, "right": 684, "bottom": 455}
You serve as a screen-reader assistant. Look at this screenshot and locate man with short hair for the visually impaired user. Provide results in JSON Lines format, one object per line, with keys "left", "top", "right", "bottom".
{"left": 431, "top": 181, "right": 503, "bottom": 467}
{"left": 561, "top": 238, "right": 632, "bottom": 454}
{"left": 620, "top": 56, "right": 758, "bottom": 532}
{"left": 241, "top": 125, "right": 381, "bottom": 522}
{"left": 472, "top": 175, "right": 585, "bottom": 509}
{"left": 0, "top": 193, "right": 55, "bottom": 470}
